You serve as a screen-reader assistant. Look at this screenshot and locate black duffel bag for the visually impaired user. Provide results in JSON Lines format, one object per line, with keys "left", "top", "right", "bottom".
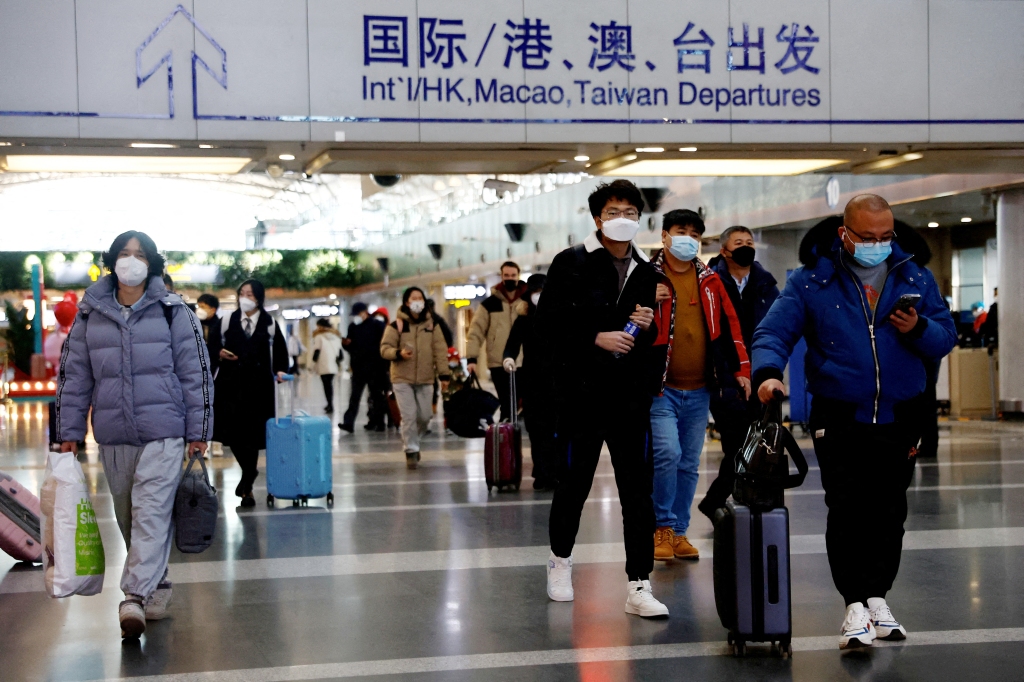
{"left": 444, "top": 372, "right": 501, "bottom": 438}
{"left": 732, "top": 392, "right": 809, "bottom": 510}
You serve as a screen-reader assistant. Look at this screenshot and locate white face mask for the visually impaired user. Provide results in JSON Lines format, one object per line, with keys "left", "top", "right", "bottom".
{"left": 238, "top": 296, "right": 258, "bottom": 313}
{"left": 601, "top": 217, "right": 641, "bottom": 243}
{"left": 195, "top": 307, "right": 209, "bottom": 321}
{"left": 115, "top": 256, "right": 149, "bottom": 287}
{"left": 408, "top": 300, "right": 425, "bottom": 314}
{"left": 530, "top": 292, "right": 541, "bottom": 306}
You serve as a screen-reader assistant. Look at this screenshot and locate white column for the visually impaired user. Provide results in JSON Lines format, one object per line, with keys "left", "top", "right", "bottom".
{"left": 996, "top": 190, "right": 1024, "bottom": 413}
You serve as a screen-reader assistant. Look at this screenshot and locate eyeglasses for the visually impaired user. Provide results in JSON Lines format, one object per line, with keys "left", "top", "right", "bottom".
{"left": 844, "top": 226, "right": 896, "bottom": 245}
{"left": 602, "top": 209, "right": 640, "bottom": 220}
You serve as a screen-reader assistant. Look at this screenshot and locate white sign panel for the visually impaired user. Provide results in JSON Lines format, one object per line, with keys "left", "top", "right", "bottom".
{"left": 0, "top": 0, "right": 1021, "bottom": 143}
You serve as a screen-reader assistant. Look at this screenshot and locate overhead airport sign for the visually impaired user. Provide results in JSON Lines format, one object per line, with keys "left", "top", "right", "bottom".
{"left": 0, "top": 0, "right": 1020, "bottom": 144}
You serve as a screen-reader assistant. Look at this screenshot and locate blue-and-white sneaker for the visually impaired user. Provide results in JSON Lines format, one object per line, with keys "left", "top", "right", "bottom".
{"left": 867, "top": 597, "right": 907, "bottom": 641}
{"left": 839, "top": 602, "right": 876, "bottom": 649}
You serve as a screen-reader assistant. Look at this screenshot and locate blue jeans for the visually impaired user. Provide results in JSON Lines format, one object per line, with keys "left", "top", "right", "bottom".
{"left": 651, "top": 386, "right": 710, "bottom": 535}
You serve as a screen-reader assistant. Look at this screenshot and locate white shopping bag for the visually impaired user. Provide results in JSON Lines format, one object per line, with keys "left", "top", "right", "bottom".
{"left": 39, "top": 451, "right": 105, "bottom": 597}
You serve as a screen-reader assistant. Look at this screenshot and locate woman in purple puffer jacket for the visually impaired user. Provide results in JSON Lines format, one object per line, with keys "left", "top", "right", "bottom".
{"left": 56, "top": 230, "right": 213, "bottom": 640}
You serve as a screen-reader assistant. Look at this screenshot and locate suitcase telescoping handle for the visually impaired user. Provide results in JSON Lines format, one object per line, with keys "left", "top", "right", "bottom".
{"left": 273, "top": 373, "right": 296, "bottom": 424}
{"left": 508, "top": 365, "right": 517, "bottom": 427}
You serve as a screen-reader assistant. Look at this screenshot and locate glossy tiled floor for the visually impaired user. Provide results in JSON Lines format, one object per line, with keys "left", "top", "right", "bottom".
{"left": 2, "top": 377, "right": 1024, "bottom": 681}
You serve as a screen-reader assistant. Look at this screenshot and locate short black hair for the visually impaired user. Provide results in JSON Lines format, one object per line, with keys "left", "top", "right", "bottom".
{"left": 526, "top": 273, "right": 547, "bottom": 292}
{"left": 588, "top": 179, "right": 644, "bottom": 218}
{"left": 662, "top": 209, "right": 705, "bottom": 236}
{"left": 162, "top": 274, "right": 175, "bottom": 291}
{"left": 500, "top": 261, "right": 520, "bottom": 274}
{"left": 197, "top": 293, "right": 219, "bottom": 309}
{"left": 238, "top": 278, "right": 266, "bottom": 308}
{"left": 316, "top": 318, "right": 331, "bottom": 328}
{"left": 402, "top": 286, "right": 425, "bottom": 305}
{"left": 350, "top": 301, "right": 368, "bottom": 316}
{"left": 720, "top": 225, "right": 752, "bottom": 244}
{"left": 102, "top": 230, "right": 165, "bottom": 282}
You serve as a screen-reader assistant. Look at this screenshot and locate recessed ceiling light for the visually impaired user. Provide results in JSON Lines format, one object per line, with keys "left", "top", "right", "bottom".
{"left": 0, "top": 155, "right": 252, "bottom": 174}
{"left": 199, "top": 144, "right": 216, "bottom": 149}
{"left": 928, "top": 221, "right": 939, "bottom": 228}
{"left": 0, "top": 142, "right": 11, "bottom": 147}
{"left": 557, "top": 159, "right": 568, "bottom": 163}
{"left": 610, "top": 158, "right": 845, "bottom": 176}
{"left": 574, "top": 155, "right": 590, "bottom": 162}
{"left": 279, "top": 153, "right": 296, "bottom": 161}
{"left": 961, "top": 217, "right": 972, "bottom": 223}
{"left": 636, "top": 147, "right": 665, "bottom": 153}
{"left": 130, "top": 142, "right": 178, "bottom": 149}
{"left": 679, "top": 147, "right": 698, "bottom": 152}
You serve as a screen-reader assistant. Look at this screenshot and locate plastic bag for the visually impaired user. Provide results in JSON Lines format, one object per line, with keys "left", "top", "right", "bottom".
{"left": 39, "top": 451, "right": 105, "bottom": 597}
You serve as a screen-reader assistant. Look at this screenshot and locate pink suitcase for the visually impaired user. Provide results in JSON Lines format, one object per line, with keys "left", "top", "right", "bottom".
{"left": 0, "top": 472, "right": 43, "bottom": 562}
{"left": 484, "top": 369, "right": 522, "bottom": 492}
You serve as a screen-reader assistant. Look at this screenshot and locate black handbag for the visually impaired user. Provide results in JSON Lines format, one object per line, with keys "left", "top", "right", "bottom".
{"left": 174, "top": 452, "right": 218, "bottom": 553}
{"left": 732, "top": 396, "right": 809, "bottom": 510}
{"left": 444, "top": 372, "right": 501, "bottom": 438}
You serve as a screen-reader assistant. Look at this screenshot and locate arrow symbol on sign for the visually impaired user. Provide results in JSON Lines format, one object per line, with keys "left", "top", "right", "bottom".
{"left": 136, "top": 4, "right": 227, "bottom": 119}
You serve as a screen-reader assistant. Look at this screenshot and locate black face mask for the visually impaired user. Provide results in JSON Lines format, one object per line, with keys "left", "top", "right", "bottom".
{"left": 503, "top": 279, "right": 518, "bottom": 292}
{"left": 727, "top": 246, "right": 755, "bottom": 268}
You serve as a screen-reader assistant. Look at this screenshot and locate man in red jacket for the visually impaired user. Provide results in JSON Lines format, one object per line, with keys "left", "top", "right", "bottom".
{"left": 649, "top": 209, "right": 750, "bottom": 561}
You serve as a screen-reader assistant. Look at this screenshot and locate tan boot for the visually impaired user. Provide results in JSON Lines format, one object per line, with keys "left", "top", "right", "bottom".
{"left": 653, "top": 526, "right": 675, "bottom": 561}
{"left": 672, "top": 534, "right": 700, "bottom": 560}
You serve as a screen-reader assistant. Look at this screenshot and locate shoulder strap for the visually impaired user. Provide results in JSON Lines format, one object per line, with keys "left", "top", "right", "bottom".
{"left": 393, "top": 318, "right": 404, "bottom": 334}
{"left": 220, "top": 312, "right": 231, "bottom": 345}
{"left": 781, "top": 426, "right": 809, "bottom": 489}
{"left": 162, "top": 303, "right": 174, "bottom": 328}
{"left": 571, "top": 243, "right": 588, "bottom": 267}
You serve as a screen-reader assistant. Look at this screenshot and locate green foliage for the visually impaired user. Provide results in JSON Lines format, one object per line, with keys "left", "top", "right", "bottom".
{"left": 0, "top": 249, "right": 379, "bottom": 293}
{"left": 3, "top": 302, "right": 34, "bottom": 375}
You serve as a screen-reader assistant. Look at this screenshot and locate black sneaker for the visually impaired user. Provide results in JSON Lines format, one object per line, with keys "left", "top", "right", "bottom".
{"left": 533, "top": 478, "right": 557, "bottom": 491}
{"left": 697, "top": 496, "right": 724, "bottom": 524}
{"left": 339, "top": 423, "right": 354, "bottom": 434}
{"left": 240, "top": 493, "right": 256, "bottom": 507}
{"left": 406, "top": 452, "right": 420, "bottom": 469}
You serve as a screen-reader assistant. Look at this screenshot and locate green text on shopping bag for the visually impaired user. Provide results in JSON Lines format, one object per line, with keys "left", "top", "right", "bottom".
{"left": 75, "top": 499, "right": 105, "bottom": 576}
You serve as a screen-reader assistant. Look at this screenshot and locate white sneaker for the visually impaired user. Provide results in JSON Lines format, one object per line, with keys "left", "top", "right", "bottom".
{"left": 547, "top": 553, "right": 574, "bottom": 602}
{"left": 624, "top": 580, "right": 669, "bottom": 618}
{"left": 145, "top": 582, "right": 173, "bottom": 620}
{"left": 867, "top": 597, "right": 907, "bottom": 641}
{"left": 119, "top": 598, "right": 146, "bottom": 639}
{"left": 839, "top": 602, "right": 876, "bottom": 649}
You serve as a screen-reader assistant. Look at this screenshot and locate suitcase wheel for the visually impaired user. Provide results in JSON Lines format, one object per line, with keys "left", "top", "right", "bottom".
{"left": 267, "top": 495, "right": 275, "bottom": 507}
{"left": 301, "top": 497, "right": 309, "bottom": 507}
{"left": 513, "top": 483, "right": 520, "bottom": 492}
{"left": 292, "top": 499, "right": 300, "bottom": 508}
{"left": 732, "top": 641, "right": 746, "bottom": 657}
{"left": 487, "top": 485, "right": 493, "bottom": 492}
{"left": 779, "top": 639, "right": 792, "bottom": 659}
{"left": 326, "top": 492, "right": 335, "bottom": 507}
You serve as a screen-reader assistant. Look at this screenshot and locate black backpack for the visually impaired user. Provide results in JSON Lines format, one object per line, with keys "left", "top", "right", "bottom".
{"left": 732, "top": 397, "right": 809, "bottom": 510}
{"left": 444, "top": 373, "right": 501, "bottom": 438}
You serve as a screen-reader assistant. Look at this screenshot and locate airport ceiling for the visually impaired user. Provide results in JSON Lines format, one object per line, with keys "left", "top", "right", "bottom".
{"left": 2, "top": 139, "right": 1024, "bottom": 177}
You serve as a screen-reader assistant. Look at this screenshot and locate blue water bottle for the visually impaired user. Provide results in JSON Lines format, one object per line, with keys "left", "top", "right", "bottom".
{"left": 613, "top": 321, "right": 641, "bottom": 358}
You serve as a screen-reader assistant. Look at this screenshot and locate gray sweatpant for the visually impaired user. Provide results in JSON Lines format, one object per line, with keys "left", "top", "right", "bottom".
{"left": 393, "top": 383, "right": 433, "bottom": 454}
{"left": 98, "top": 438, "right": 183, "bottom": 599}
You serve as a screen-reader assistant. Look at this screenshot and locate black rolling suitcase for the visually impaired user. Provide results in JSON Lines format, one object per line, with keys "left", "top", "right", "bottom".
{"left": 712, "top": 392, "right": 808, "bottom": 658}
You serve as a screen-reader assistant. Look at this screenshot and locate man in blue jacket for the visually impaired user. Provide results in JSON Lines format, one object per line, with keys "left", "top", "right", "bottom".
{"left": 752, "top": 195, "right": 956, "bottom": 650}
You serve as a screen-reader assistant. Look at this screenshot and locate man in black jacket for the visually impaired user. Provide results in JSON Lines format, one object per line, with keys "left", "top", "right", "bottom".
{"left": 340, "top": 302, "right": 388, "bottom": 433}
{"left": 536, "top": 179, "right": 668, "bottom": 618}
{"left": 699, "top": 225, "right": 781, "bottom": 520}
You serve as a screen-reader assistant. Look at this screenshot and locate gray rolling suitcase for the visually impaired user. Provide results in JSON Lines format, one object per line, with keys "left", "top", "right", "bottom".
{"left": 713, "top": 501, "right": 792, "bottom": 658}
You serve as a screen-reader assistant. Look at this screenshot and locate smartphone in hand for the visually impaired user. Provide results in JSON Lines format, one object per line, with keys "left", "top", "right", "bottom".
{"left": 888, "top": 293, "right": 921, "bottom": 318}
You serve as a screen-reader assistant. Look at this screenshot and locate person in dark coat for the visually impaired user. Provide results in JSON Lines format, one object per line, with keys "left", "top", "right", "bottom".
{"left": 340, "top": 302, "right": 389, "bottom": 432}
{"left": 698, "top": 225, "right": 780, "bottom": 520}
{"left": 209, "top": 279, "right": 289, "bottom": 506}
{"left": 502, "top": 273, "right": 556, "bottom": 490}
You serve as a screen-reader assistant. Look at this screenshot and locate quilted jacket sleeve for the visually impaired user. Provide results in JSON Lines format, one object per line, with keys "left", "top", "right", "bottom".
{"left": 55, "top": 311, "right": 94, "bottom": 442}
{"left": 169, "top": 303, "right": 214, "bottom": 442}
{"left": 751, "top": 271, "right": 808, "bottom": 385}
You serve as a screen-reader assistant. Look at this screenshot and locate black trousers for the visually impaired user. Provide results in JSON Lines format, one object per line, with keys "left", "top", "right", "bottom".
{"left": 490, "top": 367, "right": 517, "bottom": 422}
{"left": 704, "top": 394, "right": 755, "bottom": 509}
{"left": 342, "top": 372, "right": 370, "bottom": 428}
{"left": 549, "top": 416, "right": 654, "bottom": 580}
{"left": 810, "top": 397, "right": 921, "bottom": 606}
{"left": 523, "top": 406, "right": 557, "bottom": 482}
{"left": 233, "top": 446, "right": 260, "bottom": 495}
{"left": 918, "top": 379, "right": 940, "bottom": 458}
{"left": 321, "top": 374, "right": 335, "bottom": 411}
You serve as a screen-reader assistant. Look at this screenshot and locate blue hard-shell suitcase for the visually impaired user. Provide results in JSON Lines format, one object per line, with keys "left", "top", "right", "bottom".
{"left": 265, "top": 382, "right": 334, "bottom": 508}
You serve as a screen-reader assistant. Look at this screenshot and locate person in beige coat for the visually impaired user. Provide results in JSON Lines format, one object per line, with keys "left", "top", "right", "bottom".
{"left": 380, "top": 287, "right": 451, "bottom": 468}
{"left": 311, "top": 319, "right": 343, "bottom": 414}
{"left": 466, "top": 261, "right": 527, "bottom": 420}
